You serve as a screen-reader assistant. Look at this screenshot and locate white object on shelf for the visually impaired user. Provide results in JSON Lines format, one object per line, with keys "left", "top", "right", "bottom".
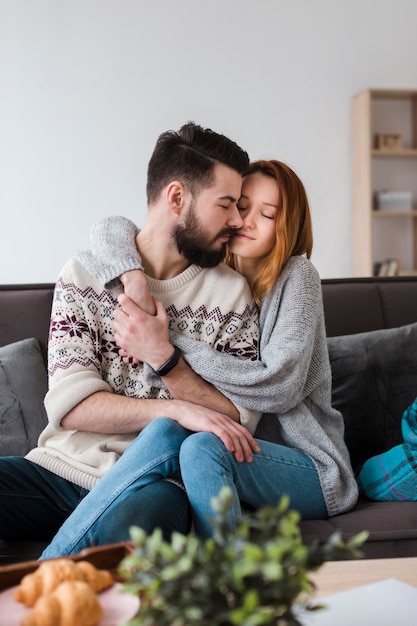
{"left": 375, "top": 190, "right": 413, "bottom": 211}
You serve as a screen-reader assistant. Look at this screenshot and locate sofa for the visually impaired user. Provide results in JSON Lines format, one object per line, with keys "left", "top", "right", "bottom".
{"left": 1, "top": 276, "right": 417, "bottom": 564}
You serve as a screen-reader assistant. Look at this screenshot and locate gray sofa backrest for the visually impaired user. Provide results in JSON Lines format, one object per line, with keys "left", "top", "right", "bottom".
{"left": 2, "top": 276, "right": 417, "bottom": 361}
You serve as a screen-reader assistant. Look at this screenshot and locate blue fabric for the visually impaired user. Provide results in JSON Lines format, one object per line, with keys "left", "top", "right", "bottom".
{"left": 41, "top": 417, "right": 327, "bottom": 557}
{"left": 180, "top": 430, "right": 327, "bottom": 539}
{"left": 357, "top": 397, "right": 417, "bottom": 501}
{"left": 0, "top": 457, "right": 86, "bottom": 539}
{"left": 0, "top": 455, "right": 190, "bottom": 546}
{"left": 327, "top": 323, "right": 417, "bottom": 473}
{"left": 41, "top": 418, "right": 191, "bottom": 558}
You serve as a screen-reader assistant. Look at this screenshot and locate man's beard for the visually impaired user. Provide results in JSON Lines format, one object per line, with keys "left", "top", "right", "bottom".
{"left": 173, "top": 205, "right": 235, "bottom": 268}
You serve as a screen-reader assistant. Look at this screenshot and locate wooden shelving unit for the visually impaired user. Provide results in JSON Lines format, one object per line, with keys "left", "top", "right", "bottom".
{"left": 353, "top": 89, "right": 417, "bottom": 276}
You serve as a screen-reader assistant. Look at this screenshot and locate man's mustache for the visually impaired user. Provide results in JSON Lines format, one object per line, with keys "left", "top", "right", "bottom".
{"left": 216, "top": 228, "right": 239, "bottom": 240}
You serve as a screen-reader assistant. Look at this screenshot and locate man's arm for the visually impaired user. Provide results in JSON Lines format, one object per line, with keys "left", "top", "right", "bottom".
{"left": 77, "top": 218, "right": 260, "bottom": 429}
{"left": 60, "top": 391, "right": 258, "bottom": 463}
{"left": 120, "top": 269, "right": 156, "bottom": 316}
{"left": 60, "top": 391, "right": 165, "bottom": 432}
{"left": 114, "top": 294, "right": 241, "bottom": 421}
{"left": 60, "top": 390, "right": 235, "bottom": 432}
{"left": 47, "top": 260, "right": 258, "bottom": 462}
{"left": 116, "top": 272, "right": 238, "bottom": 419}
{"left": 173, "top": 258, "right": 326, "bottom": 415}
{"left": 161, "top": 359, "right": 240, "bottom": 420}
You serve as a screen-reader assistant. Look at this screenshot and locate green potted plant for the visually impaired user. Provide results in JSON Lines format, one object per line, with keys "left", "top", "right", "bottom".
{"left": 119, "top": 488, "right": 367, "bottom": 626}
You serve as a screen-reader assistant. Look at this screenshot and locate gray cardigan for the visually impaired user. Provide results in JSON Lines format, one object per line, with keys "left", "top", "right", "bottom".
{"left": 78, "top": 216, "right": 359, "bottom": 516}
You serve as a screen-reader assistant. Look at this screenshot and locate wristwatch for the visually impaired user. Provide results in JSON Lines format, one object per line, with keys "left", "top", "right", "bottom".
{"left": 152, "top": 345, "right": 181, "bottom": 377}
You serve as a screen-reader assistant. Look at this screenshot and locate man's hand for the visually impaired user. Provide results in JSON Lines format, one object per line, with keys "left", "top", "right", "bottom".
{"left": 114, "top": 294, "right": 173, "bottom": 370}
{"left": 118, "top": 270, "right": 156, "bottom": 364}
{"left": 120, "top": 270, "right": 156, "bottom": 315}
{"left": 113, "top": 295, "right": 256, "bottom": 432}
{"left": 171, "top": 400, "right": 260, "bottom": 463}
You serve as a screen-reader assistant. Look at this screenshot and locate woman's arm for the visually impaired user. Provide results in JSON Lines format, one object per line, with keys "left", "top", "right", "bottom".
{"left": 76, "top": 216, "right": 142, "bottom": 288}
{"left": 114, "top": 294, "right": 245, "bottom": 424}
{"left": 82, "top": 219, "right": 322, "bottom": 419}
{"left": 77, "top": 215, "right": 261, "bottom": 431}
{"left": 171, "top": 258, "right": 328, "bottom": 414}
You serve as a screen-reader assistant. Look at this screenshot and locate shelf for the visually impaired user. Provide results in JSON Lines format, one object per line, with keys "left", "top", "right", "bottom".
{"left": 372, "top": 210, "right": 417, "bottom": 218}
{"left": 353, "top": 88, "right": 417, "bottom": 276}
{"left": 372, "top": 149, "right": 417, "bottom": 158}
{"left": 369, "top": 88, "right": 417, "bottom": 99}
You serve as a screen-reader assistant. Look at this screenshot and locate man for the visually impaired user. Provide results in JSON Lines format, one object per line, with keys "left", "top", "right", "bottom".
{"left": 0, "top": 122, "right": 260, "bottom": 553}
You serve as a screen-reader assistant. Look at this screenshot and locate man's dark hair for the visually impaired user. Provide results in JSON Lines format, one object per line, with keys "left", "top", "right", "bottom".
{"left": 146, "top": 121, "right": 249, "bottom": 204}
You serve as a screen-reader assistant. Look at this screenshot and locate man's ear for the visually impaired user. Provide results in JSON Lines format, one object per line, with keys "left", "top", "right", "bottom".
{"left": 166, "top": 181, "right": 187, "bottom": 216}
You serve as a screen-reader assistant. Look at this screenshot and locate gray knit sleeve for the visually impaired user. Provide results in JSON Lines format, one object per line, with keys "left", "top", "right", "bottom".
{"left": 172, "top": 258, "right": 329, "bottom": 415}
{"left": 75, "top": 216, "right": 143, "bottom": 289}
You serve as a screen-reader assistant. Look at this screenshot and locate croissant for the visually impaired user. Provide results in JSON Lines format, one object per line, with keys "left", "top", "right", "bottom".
{"left": 14, "top": 558, "right": 113, "bottom": 607}
{"left": 75, "top": 560, "right": 114, "bottom": 592}
{"left": 21, "top": 580, "right": 103, "bottom": 626}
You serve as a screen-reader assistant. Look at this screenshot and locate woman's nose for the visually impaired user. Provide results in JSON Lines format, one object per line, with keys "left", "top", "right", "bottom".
{"left": 227, "top": 206, "right": 244, "bottom": 228}
{"left": 242, "top": 212, "right": 255, "bottom": 228}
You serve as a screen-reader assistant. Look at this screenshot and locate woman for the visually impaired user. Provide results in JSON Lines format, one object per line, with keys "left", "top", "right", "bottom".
{"left": 41, "top": 160, "right": 358, "bottom": 556}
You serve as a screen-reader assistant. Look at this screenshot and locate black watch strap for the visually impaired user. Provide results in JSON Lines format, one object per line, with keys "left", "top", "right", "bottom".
{"left": 152, "top": 345, "right": 181, "bottom": 377}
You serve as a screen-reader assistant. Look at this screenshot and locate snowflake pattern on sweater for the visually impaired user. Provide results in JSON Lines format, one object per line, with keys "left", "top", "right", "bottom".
{"left": 48, "top": 273, "right": 258, "bottom": 399}
{"left": 27, "top": 257, "right": 259, "bottom": 490}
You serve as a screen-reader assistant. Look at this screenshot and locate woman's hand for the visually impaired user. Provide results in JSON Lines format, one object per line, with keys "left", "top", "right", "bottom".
{"left": 170, "top": 400, "right": 260, "bottom": 463}
{"left": 113, "top": 293, "right": 173, "bottom": 369}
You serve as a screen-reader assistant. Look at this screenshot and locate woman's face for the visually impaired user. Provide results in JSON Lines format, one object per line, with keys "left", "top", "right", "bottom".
{"left": 228, "top": 171, "right": 278, "bottom": 260}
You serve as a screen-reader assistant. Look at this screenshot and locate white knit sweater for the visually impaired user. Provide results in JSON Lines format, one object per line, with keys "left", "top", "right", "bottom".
{"left": 27, "top": 256, "right": 259, "bottom": 490}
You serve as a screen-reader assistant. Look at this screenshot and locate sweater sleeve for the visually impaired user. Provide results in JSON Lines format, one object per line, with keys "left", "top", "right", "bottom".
{"left": 44, "top": 259, "right": 114, "bottom": 430}
{"left": 172, "top": 258, "right": 329, "bottom": 415}
{"left": 75, "top": 216, "right": 142, "bottom": 289}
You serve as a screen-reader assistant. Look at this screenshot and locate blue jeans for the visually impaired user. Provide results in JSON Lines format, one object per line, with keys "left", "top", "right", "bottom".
{"left": 179, "top": 431, "right": 328, "bottom": 538}
{"left": 0, "top": 450, "right": 190, "bottom": 551}
{"left": 0, "top": 457, "right": 87, "bottom": 540}
{"left": 41, "top": 417, "right": 191, "bottom": 558}
{"left": 41, "top": 417, "right": 327, "bottom": 556}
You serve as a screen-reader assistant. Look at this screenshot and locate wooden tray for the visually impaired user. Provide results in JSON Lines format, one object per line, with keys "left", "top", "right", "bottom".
{"left": 0, "top": 541, "right": 134, "bottom": 591}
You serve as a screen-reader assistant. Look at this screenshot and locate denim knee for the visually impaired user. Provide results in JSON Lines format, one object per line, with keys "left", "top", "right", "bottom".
{"left": 133, "top": 416, "right": 183, "bottom": 447}
{"left": 180, "top": 431, "right": 225, "bottom": 468}
{"left": 144, "top": 416, "right": 179, "bottom": 436}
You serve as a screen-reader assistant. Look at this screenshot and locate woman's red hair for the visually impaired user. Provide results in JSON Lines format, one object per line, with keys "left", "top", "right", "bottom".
{"left": 226, "top": 160, "right": 313, "bottom": 305}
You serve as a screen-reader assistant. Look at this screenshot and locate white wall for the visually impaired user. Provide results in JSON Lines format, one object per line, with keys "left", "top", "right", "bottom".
{"left": 1, "top": 0, "right": 417, "bottom": 283}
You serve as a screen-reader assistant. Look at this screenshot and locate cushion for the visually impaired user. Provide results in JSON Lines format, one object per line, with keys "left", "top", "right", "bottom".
{"left": 0, "top": 338, "right": 48, "bottom": 456}
{"left": 300, "top": 498, "right": 417, "bottom": 558}
{"left": 357, "top": 396, "right": 417, "bottom": 501}
{"left": 327, "top": 322, "right": 417, "bottom": 474}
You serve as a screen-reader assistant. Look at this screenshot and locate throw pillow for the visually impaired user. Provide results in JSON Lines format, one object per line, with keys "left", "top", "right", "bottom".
{"left": 357, "top": 396, "right": 417, "bottom": 500}
{"left": 0, "top": 338, "right": 48, "bottom": 456}
{"left": 327, "top": 322, "right": 417, "bottom": 474}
